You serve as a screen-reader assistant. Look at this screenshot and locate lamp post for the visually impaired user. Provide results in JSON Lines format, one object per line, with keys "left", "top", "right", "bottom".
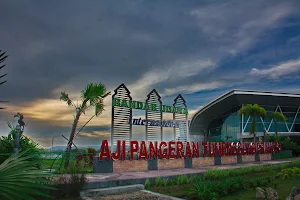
{"left": 14, "top": 125, "right": 21, "bottom": 153}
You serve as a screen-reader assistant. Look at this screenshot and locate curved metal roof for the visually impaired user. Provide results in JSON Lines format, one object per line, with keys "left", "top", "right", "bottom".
{"left": 189, "top": 89, "right": 300, "bottom": 135}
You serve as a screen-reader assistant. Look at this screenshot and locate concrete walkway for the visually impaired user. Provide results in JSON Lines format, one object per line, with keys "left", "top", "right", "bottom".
{"left": 83, "top": 157, "right": 300, "bottom": 189}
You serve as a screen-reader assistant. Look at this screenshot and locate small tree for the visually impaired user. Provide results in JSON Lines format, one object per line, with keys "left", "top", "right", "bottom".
{"left": 268, "top": 111, "right": 287, "bottom": 137}
{"left": 60, "top": 83, "right": 110, "bottom": 168}
{"left": 238, "top": 104, "right": 266, "bottom": 143}
{"left": 0, "top": 50, "right": 8, "bottom": 109}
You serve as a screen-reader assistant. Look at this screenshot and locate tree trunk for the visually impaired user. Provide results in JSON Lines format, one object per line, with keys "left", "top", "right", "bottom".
{"left": 274, "top": 121, "right": 278, "bottom": 137}
{"left": 64, "top": 109, "right": 81, "bottom": 168}
{"left": 250, "top": 117, "right": 256, "bottom": 143}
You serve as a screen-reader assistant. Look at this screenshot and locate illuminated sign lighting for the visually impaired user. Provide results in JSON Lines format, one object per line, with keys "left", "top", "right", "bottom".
{"left": 99, "top": 140, "right": 282, "bottom": 161}
{"left": 127, "top": 117, "right": 185, "bottom": 128}
{"left": 113, "top": 97, "right": 188, "bottom": 114}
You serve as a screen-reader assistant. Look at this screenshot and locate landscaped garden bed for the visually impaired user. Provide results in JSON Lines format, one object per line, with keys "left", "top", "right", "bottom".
{"left": 146, "top": 160, "right": 300, "bottom": 200}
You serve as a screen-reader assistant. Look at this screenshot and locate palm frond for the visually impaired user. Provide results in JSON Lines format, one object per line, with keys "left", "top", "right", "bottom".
{"left": 0, "top": 51, "right": 8, "bottom": 64}
{"left": 1, "top": 51, "right": 9, "bottom": 110}
{"left": 0, "top": 64, "right": 6, "bottom": 70}
{"left": 0, "top": 151, "right": 55, "bottom": 200}
{"left": 253, "top": 104, "right": 266, "bottom": 117}
{"left": 60, "top": 92, "right": 75, "bottom": 107}
{"left": 101, "top": 91, "right": 111, "bottom": 98}
{"left": 0, "top": 74, "right": 7, "bottom": 79}
{"left": 81, "top": 83, "right": 110, "bottom": 106}
{"left": 238, "top": 104, "right": 266, "bottom": 118}
{"left": 268, "top": 111, "right": 287, "bottom": 122}
{"left": 95, "top": 100, "right": 104, "bottom": 116}
{"left": 238, "top": 104, "right": 251, "bottom": 116}
{"left": 0, "top": 80, "right": 7, "bottom": 85}
{"left": 79, "top": 103, "right": 88, "bottom": 114}
{"left": 7, "top": 122, "right": 13, "bottom": 130}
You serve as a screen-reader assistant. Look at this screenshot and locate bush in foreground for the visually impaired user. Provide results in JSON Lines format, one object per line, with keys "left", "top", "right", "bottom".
{"left": 0, "top": 151, "right": 54, "bottom": 200}
{"left": 48, "top": 160, "right": 88, "bottom": 199}
{"left": 0, "top": 123, "right": 42, "bottom": 164}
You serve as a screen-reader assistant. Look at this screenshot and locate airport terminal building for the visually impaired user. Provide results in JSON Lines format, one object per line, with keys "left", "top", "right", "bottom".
{"left": 189, "top": 90, "right": 300, "bottom": 144}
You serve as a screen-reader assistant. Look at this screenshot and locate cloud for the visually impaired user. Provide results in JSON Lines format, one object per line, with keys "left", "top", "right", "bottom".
{"left": 3, "top": 96, "right": 112, "bottom": 126}
{"left": 0, "top": 0, "right": 299, "bottom": 146}
{"left": 163, "top": 81, "right": 225, "bottom": 96}
{"left": 128, "top": 59, "right": 217, "bottom": 99}
{"left": 250, "top": 59, "right": 300, "bottom": 79}
{"left": 190, "top": 0, "right": 296, "bottom": 55}
{"left": 78, "top": 131, "right": 110, "bottom": 138}
{"left": 188, "top": 106, "right": 203, "bottom": 119}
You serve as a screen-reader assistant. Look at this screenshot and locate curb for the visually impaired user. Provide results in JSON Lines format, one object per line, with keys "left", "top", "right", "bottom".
{"left": 80, "top": 184, "right": 144, "bottom": 198}
{"left": 80, "top": 184, "right": 185, "bottom": 200}
{"left": 142, "top": 190, "right": 185, "bottom": 200}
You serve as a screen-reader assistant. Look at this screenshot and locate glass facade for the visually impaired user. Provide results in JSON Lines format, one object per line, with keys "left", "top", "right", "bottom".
{"left": 207, "top": 105, "right": 300, "bottom": 142}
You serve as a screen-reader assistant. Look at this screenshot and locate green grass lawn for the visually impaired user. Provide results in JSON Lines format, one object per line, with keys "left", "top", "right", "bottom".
{"left": 221, "top": 176, "right": 300, "bottom": 200}
{"left": 148, "top": 161, "right": 300, "bottom": 200}
{"left": 150, "top": 184, "right": 191, "bottom": 199}
{"left": 150, "top": 173, "right": 300, "bottom": 200}
{"left": 40, "top": 158, "right": 93, "bottom": 173}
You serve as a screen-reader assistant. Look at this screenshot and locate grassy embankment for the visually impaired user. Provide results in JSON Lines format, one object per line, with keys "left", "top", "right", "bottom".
{"left": 147, "top": 160, "right": 300, "bottom": 200}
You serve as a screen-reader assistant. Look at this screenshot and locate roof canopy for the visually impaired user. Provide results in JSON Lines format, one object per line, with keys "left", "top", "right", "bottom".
{"left": 189, "top": 90, "right": 300, "bottom": 135}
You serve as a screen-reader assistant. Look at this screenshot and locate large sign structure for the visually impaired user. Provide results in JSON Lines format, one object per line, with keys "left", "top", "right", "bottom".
{"left": 99, "top": 140, "right": 282, "bottom": 160}
{"left": 94, "top": 84, "right": 283, "bottom": 173}
{"left": 110, "top": 83, "right": 188, "bottom": 150}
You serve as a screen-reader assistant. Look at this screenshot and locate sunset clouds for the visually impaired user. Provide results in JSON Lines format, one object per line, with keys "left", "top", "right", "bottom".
{"left": 1, "top": 0, "right": 300, "bottom": 147}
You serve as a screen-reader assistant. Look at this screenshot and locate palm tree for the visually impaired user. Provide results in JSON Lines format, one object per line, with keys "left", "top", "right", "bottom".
{"left": 268, "top": 111, "right": 287, "bottom": 137}
{"left": 0, "top": 50, "right": 8, "bottom": 109}
{"left": 238, "top": 104, "right": 266, "bottom": 143}
{"left": 60, "top": 83, "right": 110, "bottom": 168}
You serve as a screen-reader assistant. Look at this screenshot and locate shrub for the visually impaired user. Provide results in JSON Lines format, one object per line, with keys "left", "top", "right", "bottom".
{"left": 0, "top": 151, "right": 55, "bottom": 200}
{"left": 52, "top": 173, "right": 87, "bottom": 198}
{"left": 84, "top": 147, "right": 97, "bottom": 165}
{"left": 58, "top": 160, "right": 87, "bottom": 174}
{"left": 293, "top": 146, "right": 300, "bottom": 156}
{"left": 173, "top": 174, "right": 188, "bottom": 185}
{"left": 144, "top": 179, "right": 151, "bottom": 189}
{"left": 189, "top": 176, "right": 273, "bottom": 200}
{"left": 268, "top": 135, "right": 297, "bottom": 151}
{"left": 275, "top": 167, "right": 300, "bottom": 179}
{"left": 51, "top": 159, "right": 88, "bottom": 198}
{"left": 155, "top": 177, "right": 164, "bottom": 187}
{"left": 202, "top": 160, "right": 300, "bottom": 181}
{"left": 0, "top": 126, "right": 41, "bottom": 164}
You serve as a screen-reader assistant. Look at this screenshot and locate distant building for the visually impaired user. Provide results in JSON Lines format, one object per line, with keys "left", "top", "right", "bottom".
{"left": 190, "top": 90, "right": 300, "bottom": 144}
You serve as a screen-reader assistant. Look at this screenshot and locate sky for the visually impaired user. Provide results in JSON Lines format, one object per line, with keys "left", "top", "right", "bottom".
{"left": 1, "top": 0, "right": 300, "bottom": 148}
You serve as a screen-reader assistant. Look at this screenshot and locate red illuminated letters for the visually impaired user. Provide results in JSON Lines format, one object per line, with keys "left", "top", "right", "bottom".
{"left": 98, "top": 140, "right": 282, "bottom": 161}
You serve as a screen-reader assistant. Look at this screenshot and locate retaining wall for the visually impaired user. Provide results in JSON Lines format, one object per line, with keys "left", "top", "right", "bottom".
{"left": 93, "top": 153, "right": 278, "bottom": 173}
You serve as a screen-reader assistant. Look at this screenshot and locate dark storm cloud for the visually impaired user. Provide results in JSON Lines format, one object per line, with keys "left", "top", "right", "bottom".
{"left": 0, "top": 0, "right": 216, "bottom": 103}
{"left": 1, "top": 0, "right": 300, "bottom": 146}
{"left": 1, "top": 0, "right": 297, "bottom": 103}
